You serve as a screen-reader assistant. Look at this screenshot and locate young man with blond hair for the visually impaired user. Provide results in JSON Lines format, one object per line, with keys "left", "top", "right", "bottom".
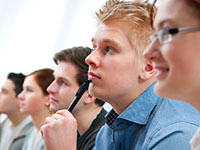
{"left": 41, "top": 1, "right": 200, "bottom": 149}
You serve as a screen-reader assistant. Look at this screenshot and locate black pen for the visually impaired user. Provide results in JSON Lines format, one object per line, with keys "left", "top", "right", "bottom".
{"left": 68, "top": 80, "right": 92, "bottom": 112}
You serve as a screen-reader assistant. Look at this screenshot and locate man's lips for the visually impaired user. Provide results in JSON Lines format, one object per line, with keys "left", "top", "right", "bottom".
{"left": 18, "top": 102, "right": 25, "bottom": 108}
{"left": 88, "top": 72, "right": 101, "bottom": 80}
{"left": 49, "top": 97, "right": 59, "bottom": 103}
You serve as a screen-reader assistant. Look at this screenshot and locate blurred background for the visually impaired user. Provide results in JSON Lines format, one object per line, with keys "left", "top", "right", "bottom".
{"left": 0, "top": 0, "right": 111, "bottom": 115}
{"left": 0, "top": 0, "right": 158, "bottom": 114}
{"left": 0, "top": 0, "right": 107, "bottom": 85}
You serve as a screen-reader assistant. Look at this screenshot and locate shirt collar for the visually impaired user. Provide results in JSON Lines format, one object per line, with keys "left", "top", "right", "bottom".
{"left": 106, "top": 83, "right": 161, "bottom": 127}
{"left": 106, "top": 109, "right": 119, "bottom": 128}
{"left": 119, "top": 83, "right": 161, "bottom": 125}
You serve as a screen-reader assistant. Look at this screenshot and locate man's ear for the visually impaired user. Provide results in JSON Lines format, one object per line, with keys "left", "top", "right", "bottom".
{"left": 84, "top": 91, "right": 96, "bottom": 104}
{"left": 139, "top": 61, "right": 156, "bottom": 81}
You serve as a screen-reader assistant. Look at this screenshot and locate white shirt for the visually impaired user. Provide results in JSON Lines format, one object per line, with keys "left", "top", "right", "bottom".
{"left": 190, "top": 127, "right": 200, "bottom": 150}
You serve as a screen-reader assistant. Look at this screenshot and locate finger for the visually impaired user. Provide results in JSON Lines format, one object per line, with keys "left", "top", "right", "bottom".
{"left": 40, "top": 124, "right": 48, "bottom": 138}
{"left": 51, "top": 113, "right": 64, "bottom": 120}
{"left": 56, "top": 109, "right": 72, "bottom": 117}
{"left": 44, "top": 116, "right": 57, "bottom": 124}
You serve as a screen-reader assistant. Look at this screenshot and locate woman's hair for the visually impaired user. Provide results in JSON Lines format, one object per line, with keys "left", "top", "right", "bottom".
{"left": 151, "top": 0, "right": 200, "bottom": 25}
{"left": 185, "top": 0, "right": 200, "bottom": 19}
{"left": 27, "top": 68, "right": 54, "bottom": 96}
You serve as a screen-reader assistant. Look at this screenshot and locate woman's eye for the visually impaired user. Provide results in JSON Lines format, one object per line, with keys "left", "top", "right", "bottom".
{"left": 27, "top": 88, "right": 33, "bottom": 92}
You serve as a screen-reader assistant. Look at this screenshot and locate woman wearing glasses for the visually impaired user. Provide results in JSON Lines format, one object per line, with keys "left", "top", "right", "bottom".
{"left": 143, "top": 0, "right": 200, "bottom": 149}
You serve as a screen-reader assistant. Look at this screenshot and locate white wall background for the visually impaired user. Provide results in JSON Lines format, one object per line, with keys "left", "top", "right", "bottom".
{"left": 0, "top": 0, "right": 108, "bottom": 84}
{"left": 0, "top": 0, "right": 158, "bottom": 112}
{"left": 0, "top": 0, "right": 113, "bottom": 112}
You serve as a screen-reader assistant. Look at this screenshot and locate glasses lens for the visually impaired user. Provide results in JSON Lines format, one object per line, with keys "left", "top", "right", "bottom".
{"left": 162, "top": 34, "right": 172, "bottom": 43}
{"left": 150, "top": 34, "right": 156, "bottom": 42}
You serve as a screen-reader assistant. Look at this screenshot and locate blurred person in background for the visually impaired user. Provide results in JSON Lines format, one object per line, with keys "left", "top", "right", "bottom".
{"left": 0, "top": 72, "right": 33, "bottom": 150}
{"left": 18, "top": 68, "right": 54, "bottom": 150}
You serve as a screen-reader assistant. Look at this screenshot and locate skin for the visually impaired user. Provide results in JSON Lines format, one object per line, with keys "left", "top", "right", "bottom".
{"left": 41, "top": 110, "right": 77, "bottom": 150}
{"left": 47, "top": 61, "right": 81, "bottom": 113}
{"left": 86, "top": 22, "right": 155, "bottom": 114}
{"left": 40, "top": 61, "right": 80, "bottom": 150}
{"left": 0, "top": 79, "right": 18, "bottom": 114}
{"left": 40, "top": 20, "right": 155, "bottom": 150}
{"left": 0, "top": 79, "right": 28, "bottom": 126}
{"left": 18, "top": 75, "right": 49, "bottom": 114}
{"left": 18, "top": 75, "right": 51, "bottom": 129}
{"left": 41, "top": 61, "right": 103, "bottom": 150}
{"left": 143, "top": 0, "right": 200, "bottom": 110}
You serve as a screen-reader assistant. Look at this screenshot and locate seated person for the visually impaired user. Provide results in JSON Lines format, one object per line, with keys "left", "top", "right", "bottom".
{"left": 18, "top": 68, "right": 54, "bottom": 150}
{"left": 143, "top": 0, "right": 200, "bottom": 149}
{"left": 0, "top": 72, "right": 33, "bottom": 150}
{"left": 44, "top": 47, "right": 107, "bottom": 150}
{"left": 41, "top": 1, "right": 200, "bottom": 149}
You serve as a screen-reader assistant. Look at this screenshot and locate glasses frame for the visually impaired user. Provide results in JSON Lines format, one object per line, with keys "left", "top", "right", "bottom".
{"left": 150, "top": 26, "right": 200, "bottom": 44}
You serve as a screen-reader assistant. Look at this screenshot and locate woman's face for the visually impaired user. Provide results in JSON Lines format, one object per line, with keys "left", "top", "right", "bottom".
{"left": 18, "top": 75, "right": 49, "bottom": 114}
{"left": 143, "top": 0, "right": 200, "bottom": 104}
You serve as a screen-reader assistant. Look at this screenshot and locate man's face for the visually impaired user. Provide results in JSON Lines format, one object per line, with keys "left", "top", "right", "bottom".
{"left": 86, "top": 22, "right": 144, "bottom": 111}
{"left": 47, "top": 61, "right": 80, "bottom": 112}
{"left": 0, "top": 79, "right": 18, "bottom": 114}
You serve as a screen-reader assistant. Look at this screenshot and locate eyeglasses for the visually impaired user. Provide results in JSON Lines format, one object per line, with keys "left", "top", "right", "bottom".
{"left": 150, "top": 26, "right": 200, "bottom": 44}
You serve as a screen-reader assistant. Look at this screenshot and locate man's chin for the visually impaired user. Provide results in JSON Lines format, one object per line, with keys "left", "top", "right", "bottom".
{"left": 49, "top": 105, "right": 58, "bottom": 113}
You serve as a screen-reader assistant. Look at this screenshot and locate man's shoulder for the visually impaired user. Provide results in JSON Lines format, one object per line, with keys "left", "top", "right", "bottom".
{"left": 77, "top": 108, "right": 107, "bottom": 150}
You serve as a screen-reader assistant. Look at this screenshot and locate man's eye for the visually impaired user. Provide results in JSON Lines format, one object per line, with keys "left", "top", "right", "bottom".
{"left": 27, "top": 88, "right": 33, "bottom": 92}
{"left": 0, "top": 89, "right": 7, "bottom": 94}
{"left": 58, "top": 80, "right": 67, "bottom": 86}
{"left": 105, "top": 47, "right": 115, "bottom": 53}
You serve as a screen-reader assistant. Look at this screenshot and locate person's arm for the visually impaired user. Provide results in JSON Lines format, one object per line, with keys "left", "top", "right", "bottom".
{"left": 40, "top": 110, "right": 77, "bottom": 150}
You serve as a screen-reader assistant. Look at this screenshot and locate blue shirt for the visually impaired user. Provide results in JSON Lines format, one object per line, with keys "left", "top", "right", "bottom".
{"left": 93, "top": 84, "right": 200, "bottom": 150}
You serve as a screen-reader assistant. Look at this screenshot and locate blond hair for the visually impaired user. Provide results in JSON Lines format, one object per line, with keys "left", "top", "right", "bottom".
{"left": 95, "top": 0, "right": 156, "bottom": 59}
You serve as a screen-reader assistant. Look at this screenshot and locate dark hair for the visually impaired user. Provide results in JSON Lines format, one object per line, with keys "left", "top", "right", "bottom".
{"left": 27, "top": 68, "right": 54, "bottom": 96}
{"left": 7, "top": 72, "right": 25, "bottom": 97}
{"left": 54, "top": 46, "right": 105, "bottom": 106}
